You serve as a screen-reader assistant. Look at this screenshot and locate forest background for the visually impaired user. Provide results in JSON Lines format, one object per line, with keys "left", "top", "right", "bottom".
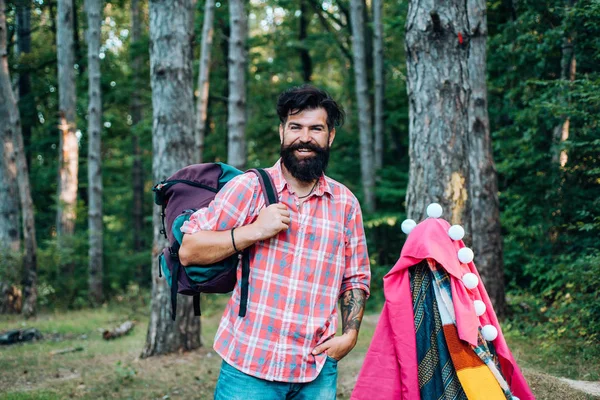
{"left": 0, "top": 0, "right": 599, "bottom": 397}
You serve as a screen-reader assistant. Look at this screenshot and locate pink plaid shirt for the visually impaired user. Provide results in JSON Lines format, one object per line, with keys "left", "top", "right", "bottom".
{"left": 181, "top": 160, "right": 370, "bottom": 382}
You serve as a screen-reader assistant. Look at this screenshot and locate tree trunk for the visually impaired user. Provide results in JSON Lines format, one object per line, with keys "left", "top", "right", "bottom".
{"left": 143, "top": 0, "right": 201, "bottom": 357}
{"left": 195, "top": 0, "right": 215, "bottom": 163}
{"left": 552, "top": 0, "right": 576, "bottom": 168}
{"left": 372, "top": 0, "right": 383, "bottom": 170}
{"left": 16, "top": 0, "right": 32, "bottom": 170}
{"left": 86, "top": 0, "right": 103, "bottom": 305}
{"left": 227, "top": 0, "right": 247, "bottom": 170}
{"left": 405, "top": 1, "right": 471, "bottom": 228}
{"left": 56, "top": 0, "right": 79, "bottom": 238}
{"left": 466, "top": 0, "right": 505, "bottom": 316}
{"left": 0, "top": 0, "right": 21, "bottom": 254}
{"left": 350, "top": 0, "right": 375, "bottom": 213}
{"left": 0, "top": 0, "right": 38, "bottom": 317}
{"left": 130, "top": 0, "right": 145, "bottom": 276}
{"left": 299, "top": 0, "right": 312, "bottom": 82}
{"left": 405, "top": 0, "right": 505, "bottom": 313}
{"left": 0, "top": 112, "right": 20, "bottom": 254}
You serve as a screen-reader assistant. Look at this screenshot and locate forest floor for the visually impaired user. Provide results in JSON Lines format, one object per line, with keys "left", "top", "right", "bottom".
{"left": 0, "top": 297, "right": 598, "bottom": 400}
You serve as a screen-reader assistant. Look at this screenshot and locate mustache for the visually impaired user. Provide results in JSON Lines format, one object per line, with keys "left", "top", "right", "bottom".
{"left": 284, "top": 141, "right": 327, "bottom": 153}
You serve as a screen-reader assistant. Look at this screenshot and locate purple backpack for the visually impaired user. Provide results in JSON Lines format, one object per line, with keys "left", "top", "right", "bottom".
{"left": 153, "top": 163, "right": 277, "bottom": 320}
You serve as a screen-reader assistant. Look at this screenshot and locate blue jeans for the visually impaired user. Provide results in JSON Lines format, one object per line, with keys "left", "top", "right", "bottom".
{"left": 214, "top": 357, "right": 338, "bottom": 400}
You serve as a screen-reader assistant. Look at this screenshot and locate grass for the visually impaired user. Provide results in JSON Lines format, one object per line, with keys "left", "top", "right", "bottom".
{"left": 0, "top": 298, "right": 598, "bottom": 399}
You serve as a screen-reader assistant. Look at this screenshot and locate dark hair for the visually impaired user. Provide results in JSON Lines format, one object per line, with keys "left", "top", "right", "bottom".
{"left": 276, "top": 85, "right": 345, "bottom": 131}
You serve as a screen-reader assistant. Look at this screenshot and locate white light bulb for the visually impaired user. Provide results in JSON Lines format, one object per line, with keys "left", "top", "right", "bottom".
{"left": 474, "top": 300, "right": 486, "bottom": 316}
{"left": 482, "top": 324, "right": 498, "bottom": 341}
{"left": 458, "top": 247, "right": 474, "bottom": 264}
{"left": 426, "top": 203, "right": 443, "bottom": 218}
{"left": 401, "top": 219, "right": 417, "bottom": 235}
{"left": 462, "top": 273, "right": 479, "bottom": 289}
{"left": 448, "top": 225, "right": 465, "bottom": 241}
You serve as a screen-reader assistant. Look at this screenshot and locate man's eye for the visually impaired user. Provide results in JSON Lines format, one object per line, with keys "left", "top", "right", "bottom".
{"left": 291, "top": 126, "right": 300, "bottom": 130}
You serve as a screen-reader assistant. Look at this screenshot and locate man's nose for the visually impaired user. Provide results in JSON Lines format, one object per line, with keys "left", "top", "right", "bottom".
{"left": 300, "top": 128, "right": 312, "bottom": 141}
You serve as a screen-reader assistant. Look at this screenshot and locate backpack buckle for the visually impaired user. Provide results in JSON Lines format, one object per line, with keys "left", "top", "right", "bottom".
{"left": 169, "top": 246, "right": 179, "bottom": 259}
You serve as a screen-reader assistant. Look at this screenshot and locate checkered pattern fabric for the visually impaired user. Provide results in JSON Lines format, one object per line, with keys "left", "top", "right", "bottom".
{"left": 181, "top": 160, "right": 370, "bottom": 382}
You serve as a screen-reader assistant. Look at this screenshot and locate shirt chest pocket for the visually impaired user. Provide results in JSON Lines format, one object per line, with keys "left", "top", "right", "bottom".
{"left": 305, "top": 219, "right": 345, "bottom": 259}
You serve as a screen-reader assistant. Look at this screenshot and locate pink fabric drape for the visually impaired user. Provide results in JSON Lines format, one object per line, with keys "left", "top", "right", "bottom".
{"left": 351, "top": 218, "right": 534, "bottom": 400}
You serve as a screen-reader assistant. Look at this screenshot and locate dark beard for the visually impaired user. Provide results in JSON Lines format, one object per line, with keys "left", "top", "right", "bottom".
{"left": 280, "top": 141, "right": 330, "bottom": 183}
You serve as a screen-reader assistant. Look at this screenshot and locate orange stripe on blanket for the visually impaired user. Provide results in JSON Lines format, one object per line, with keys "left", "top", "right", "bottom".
{"left": 443, "top": 325, "right": 505, "bottom": 400}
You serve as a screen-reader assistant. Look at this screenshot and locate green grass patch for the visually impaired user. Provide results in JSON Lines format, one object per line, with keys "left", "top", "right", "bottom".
{"left": 1, "top": 296, "right": 598, "bottom": 399}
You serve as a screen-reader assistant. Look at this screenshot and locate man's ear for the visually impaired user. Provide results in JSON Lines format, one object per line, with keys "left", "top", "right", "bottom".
{"left": 279, "top": 124, "right": 284, "bottom": 143}
{"left": 328, "top": 128, "right": 336, "bottom": 147}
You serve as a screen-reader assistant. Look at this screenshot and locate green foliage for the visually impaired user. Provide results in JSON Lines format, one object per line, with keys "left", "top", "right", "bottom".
{"left": 488, "top": 0, "right": 600, "bottom": 342}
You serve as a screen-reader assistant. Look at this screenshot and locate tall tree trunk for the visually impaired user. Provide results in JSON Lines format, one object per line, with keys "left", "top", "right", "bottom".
{"left": 552, "top": 0, "right": 576, "bottom": 168}
{"left": 405, "top": 0, "right": 505, "bottom": 313}
{"left": 405, "top": 2, "right": 471, "bottom": 228}
{"left": 130, "top": 0, "right": 145, "bottom": 277}
{"left": 143, "top": 0, "right": 200, "bottom": 357}
{"left": 56, "top": 0, "right": 79, "bottom": 238}
{"left": 227, "top": 0, "right": 247, "bottom": 170}
{"left": 1, "top": 0, "right": 38, "bottom": 316}
{"left": 16, "top": 0, "right": 32, "bottom": 170}
{"left": 466, "top": 0, "right": 505, "bottom": 316}
{"left": 299, "top": 0, "right": 312, "bottom": 82}
{"left": 195, "top": 0, "right": 215, "bottom": 163}
{"left": 0, "top": 104, "right": 20, "bottom": 253}
{"left": 86, "top": 0, "right": 103, "bottom": 305}
{"left": 350, "top": 0, "right": 375, "bottom": 213}
{"left": 372, "top": 0, "right": 383, "bottom": 170}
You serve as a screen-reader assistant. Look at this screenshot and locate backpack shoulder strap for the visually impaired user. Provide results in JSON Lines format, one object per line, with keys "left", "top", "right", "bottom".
{"left": 247, "top": 168, "right": 278, "bottom": 205}
{"left": 236, "top": 168, "right": 277, "bottom": 318}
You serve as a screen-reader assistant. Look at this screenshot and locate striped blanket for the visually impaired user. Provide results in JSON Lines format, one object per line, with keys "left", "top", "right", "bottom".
{"left": 410, "top": 260, "right": 514, "bottom": 400}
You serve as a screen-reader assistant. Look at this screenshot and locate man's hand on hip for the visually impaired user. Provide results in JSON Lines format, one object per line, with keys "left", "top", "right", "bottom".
{"left": 311, "top": 331, "right": 358, "bottom": 361}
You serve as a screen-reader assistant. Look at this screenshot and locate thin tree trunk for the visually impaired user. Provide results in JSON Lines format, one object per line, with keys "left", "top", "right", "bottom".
{"left": 372, "top": 0, "right": 383, "bottom": 170}
{"left": 0, "top": 108, "right": 20, "bottom": 253}
{"left": 552, "top": 0, "right": 576, "bottom": 168}
{"left": 86, "top": 0, "right": 103, "bottom": 305}
{"left": 143, "top": 0, "right": 200, "bottom": 357}
{"left": 16, "top": 0, "right": 32, "bottom": 170}
{"left": 130, "top": 0, "right": 145, "bottom": 275}
{"left": 466, "top": 0, "right": 505, "bottom": 316}
{"left": 56, "top": 0, "right": 79, "bottom": 238}
{"left": 195, "top": 0, "right": 215, "bottom": 163}
{"left": 1, "top": 0, "right": 38, "bottom": 317}
{"left": 405, "top": 1, "right": 471, "bottom": 228}
{"left": 299, "top": 0, "right": 312, "bottom": 82}
{"left": 227, "top": 0, "right": 247, "bottom": 170}
{"left": 350, "top": 0, "right": 375, "bottom": 213}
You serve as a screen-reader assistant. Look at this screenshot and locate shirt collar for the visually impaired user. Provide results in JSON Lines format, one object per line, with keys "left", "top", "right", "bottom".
{"left": 272, "top": 159, "right": 333, "bottom": 198}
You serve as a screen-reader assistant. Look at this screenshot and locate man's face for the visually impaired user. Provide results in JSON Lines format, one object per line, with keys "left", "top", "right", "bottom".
{"left": 279, "top": 108, "right": 336, "bottom": 183}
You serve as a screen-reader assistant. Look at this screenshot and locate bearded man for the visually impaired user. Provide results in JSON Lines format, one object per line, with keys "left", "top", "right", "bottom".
{"left": 179, "top": 85, "right": 371, "bottom": 400}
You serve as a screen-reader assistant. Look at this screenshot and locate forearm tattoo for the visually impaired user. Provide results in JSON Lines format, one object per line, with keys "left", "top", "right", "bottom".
{"left": 341, "top": 289, "right": 366, "bottom": 334}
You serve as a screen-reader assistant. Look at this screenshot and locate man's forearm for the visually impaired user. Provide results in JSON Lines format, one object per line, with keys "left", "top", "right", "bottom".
{"left": 179, "top": 224, "right": 262, "bottom": 266}
{"left": 340, "top": 288, "right": 366, "bottom": 338}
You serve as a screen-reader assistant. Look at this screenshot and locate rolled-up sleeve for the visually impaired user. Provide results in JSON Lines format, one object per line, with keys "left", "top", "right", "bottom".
{"left": 339, "top": 203, "right": 371, "bottom": 298}
{"left": 180, "top": 174, "right": 258, "bottom": 235}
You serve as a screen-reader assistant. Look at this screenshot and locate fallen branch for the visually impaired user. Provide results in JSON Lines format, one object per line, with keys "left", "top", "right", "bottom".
{"left": 50, "top": 346, "right": 84, "bottom": 356}
{"left": 103, "top": 321, "right": 135, "bottom": 340}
